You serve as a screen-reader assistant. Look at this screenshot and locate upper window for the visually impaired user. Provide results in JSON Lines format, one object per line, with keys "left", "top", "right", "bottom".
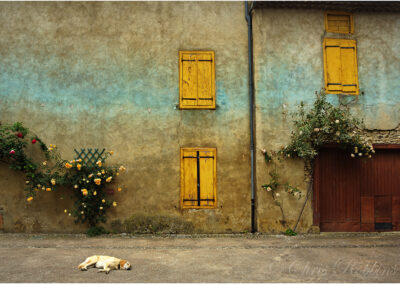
{"left": 179, "top": 51, "right": 215, "bottom": 109}
{"left": 323, "top": 38, "right": 359, "bottom": 95}
{"left": 180, "top": 148, "right": 216, "bottom": 209}
{"left": 325, "top": 11, "right": 354, "bottom": 34}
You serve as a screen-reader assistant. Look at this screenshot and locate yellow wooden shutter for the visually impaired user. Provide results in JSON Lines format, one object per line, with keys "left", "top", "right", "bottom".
{"left": 323, "top": 38, "right": 359, "bottom": 95}
{"left": 199, "top": 150, "right": 216, "bottom": 207}
{"left": 180, "top": 53, "right": 198, "bottom": 107}
{"left": 181, "top": 148, "right": 216, "bottom": 209}
{"left": 179, "top": 51, "right": 215, "bottom": 109}
{"left": 340, "top": 40, "right": 358, "bottom": 94}
{"left": 197, "top": 53, "right": 215, "bottom": 107}
{"left": 181, "top": 149, "right": 198, "bottom": 207}
{"left": 325, "top": 11, "right": 354, "bottom": 34}
{"left": 324, "top": 39, "right": 342, "bottom": 93}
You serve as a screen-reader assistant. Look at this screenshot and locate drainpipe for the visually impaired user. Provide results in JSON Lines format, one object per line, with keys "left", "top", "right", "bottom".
{"left": 245, "top": 1, "right": 256, "bottom": 233}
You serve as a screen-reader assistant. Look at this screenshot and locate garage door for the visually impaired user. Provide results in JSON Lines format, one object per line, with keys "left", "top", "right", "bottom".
{"left": 313, "top": 146, "right": 400, "bottom": 232}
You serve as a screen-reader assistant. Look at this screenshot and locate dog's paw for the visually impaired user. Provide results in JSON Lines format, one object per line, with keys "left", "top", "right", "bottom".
{"left": 80, "top": 267, "right": 88, "bottom": 271}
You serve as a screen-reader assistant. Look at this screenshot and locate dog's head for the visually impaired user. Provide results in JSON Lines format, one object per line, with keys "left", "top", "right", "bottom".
{"left": 119, "top": 260, "right": 131, "bottom": 270}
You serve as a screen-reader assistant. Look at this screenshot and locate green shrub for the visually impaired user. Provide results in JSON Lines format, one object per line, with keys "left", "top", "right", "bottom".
{"left": 87, "top": 226, "right": 108, "bottom": 237}
{"left": 284, "top": 228, "right": 297, "bottom": 236}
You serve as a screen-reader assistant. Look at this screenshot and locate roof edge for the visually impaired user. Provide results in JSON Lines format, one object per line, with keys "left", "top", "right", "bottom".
{"left": 252, "top": 1, "right": 400, "bottom": 12}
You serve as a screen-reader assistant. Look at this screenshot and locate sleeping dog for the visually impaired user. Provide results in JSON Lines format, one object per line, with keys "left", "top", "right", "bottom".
{"left": 78, "top": 255, "right": 131, "bottom": 274}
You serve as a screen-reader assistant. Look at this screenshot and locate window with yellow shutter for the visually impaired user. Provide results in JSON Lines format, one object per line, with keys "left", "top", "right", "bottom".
{"left": 179, "top": 51, "right": 215, "bottom": 109}
{"left": 325, "top": 11, "right": 354, "bottom": 34}
{"left": 323, "top": 38, "right": 359, "bottom": 95}
{"left": 180, "top": 148, "right": 216, "bottom": 209}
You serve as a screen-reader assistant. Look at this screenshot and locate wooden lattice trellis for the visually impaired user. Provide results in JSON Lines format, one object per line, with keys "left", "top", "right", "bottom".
{"left": 74, "top": 148, "right": 106, "bottom": 166}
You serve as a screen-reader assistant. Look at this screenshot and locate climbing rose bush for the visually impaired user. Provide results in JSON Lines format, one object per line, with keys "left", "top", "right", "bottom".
{"left": 280, "top": 92, "right": 374, "bottom": 160}
{"left": 62, "top": 154, "right": 126, "bottom": 227}
{"left": 0, "top": 121, "right": 126, "bottom": 229}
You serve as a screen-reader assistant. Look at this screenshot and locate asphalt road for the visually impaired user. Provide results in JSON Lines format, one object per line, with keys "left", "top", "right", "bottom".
{"left": 0, "top": 233, "right": 399, "bottom": 282}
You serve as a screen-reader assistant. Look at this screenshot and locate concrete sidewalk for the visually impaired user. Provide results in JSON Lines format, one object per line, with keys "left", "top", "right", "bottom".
{"left": 0, "top": 233, "right": 399, "bottom": 282}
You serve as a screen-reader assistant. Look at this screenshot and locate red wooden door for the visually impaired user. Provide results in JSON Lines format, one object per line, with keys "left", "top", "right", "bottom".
{"left": 314, "top": 147, "right": 400, "bottom": 232}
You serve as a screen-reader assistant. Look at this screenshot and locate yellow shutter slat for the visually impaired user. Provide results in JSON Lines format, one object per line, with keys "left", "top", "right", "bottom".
{"left": 324, "top": 39, "right": 342, "bottom": 92}
{"left": 181, "top": 53, "right": 198, "bottom": 106}
{"left": 338, "top": 20, "right": 350, "bottom": 28}
{"left": 327, "top": 14, "right": 349, "bottom": 21}
{"left": 340, "top": 40, "right": 358, "bottom": 94}
{"left": 328, "top": 20, "right": 340, "bottom": 32}
{"left": 199, "top": 151, "right": 215, "bottom": 207}
{"left": 197, "top": 53, "right": 214, "bottom": 106}
{"left": 182, "top": 150, "right": 198, "bottom": 207}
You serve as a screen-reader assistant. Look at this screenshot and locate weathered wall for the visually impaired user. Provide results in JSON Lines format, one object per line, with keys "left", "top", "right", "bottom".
{"left": 253, "top": 9, "right": 400, "bottom": 232}
{"left": 0, "top": 2, "right": 251, "bottom": 233}
{"left": 2, "top": 3, "right": 398, "bottom": 234}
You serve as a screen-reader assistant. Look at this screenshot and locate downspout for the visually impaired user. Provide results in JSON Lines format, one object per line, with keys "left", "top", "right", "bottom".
{"left": 245, "top": 1, "right": 256, "bottom": 233}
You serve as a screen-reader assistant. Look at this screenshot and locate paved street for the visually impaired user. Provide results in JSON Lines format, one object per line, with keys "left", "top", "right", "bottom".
{"left": 0, "top": 233, "right": 399, "bottom": 282}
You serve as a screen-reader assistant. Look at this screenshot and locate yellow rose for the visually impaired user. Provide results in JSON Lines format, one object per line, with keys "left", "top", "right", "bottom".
{"left": 101, "top": 169, "right": 105, "bottom": 174}
{"left": 96, "top": 160, "right": 102, "bottom": 167}
{"left": 81, "top": 189, "right": 88, "bottom": 196}
{"left": 93, "top": 191, "right": 97, "bottom": 196}
{"left": 27, "top": 197, "right": 33, "bottom": 202}
{"left": 88, "top": 174, "right": 93, "bottom": 178}
{"left": 64, "top": 209, "right": 67, "bottom": 213}
{"left": 113, "top": 201, "right": 117, "bottom": 207}
{"left": 65, "top": 162, "right": 72, "bottom": 169}
{"left": 119, "top": 165, "right": 126, "bottom": 172}
{"left": 106, "top": 177, "right": 112, "bottom": 183}
{"left": 77, "top": 164, "right": 82, "bottom": 171}
{"left": 109, "top": 151, "right": 114, "bottom": 155}
{"left": 102, "top": 199, "right": 105, "bottom": 203}
{"left": 51, "top": 178, "right": 56, "bottom": 185}
{"left": 117, "top": 187, "right": 122, "bottom": 192}
{"left": 100, "top": 207, "right": 103, "bottom": 210}
{"left": 94, "top": 178, "right": 101, "bottom": 185}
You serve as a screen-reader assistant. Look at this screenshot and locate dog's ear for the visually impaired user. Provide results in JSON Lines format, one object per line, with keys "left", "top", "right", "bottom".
{"left": 119, "top": 260, "right": 127, "bottom": 268}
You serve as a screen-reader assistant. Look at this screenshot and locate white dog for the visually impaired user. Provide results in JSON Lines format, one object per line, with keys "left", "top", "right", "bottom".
{"left": 78, "top": 255, "right": 131, "bottom": 274}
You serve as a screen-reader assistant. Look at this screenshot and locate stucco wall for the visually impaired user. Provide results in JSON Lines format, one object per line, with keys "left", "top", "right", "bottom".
{"left": 0, "top": 2, "right": 251, "bottom": 233}
{"left": 253, "top": 9, "right": 400, "bottom": 232}
{"left": 1, "top": 3, "right": 398, "bottom": 234}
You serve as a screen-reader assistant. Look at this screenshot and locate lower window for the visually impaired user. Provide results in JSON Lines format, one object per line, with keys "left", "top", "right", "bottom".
{"left": 180, "top": 148, "right": 217, "bottom": 209}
